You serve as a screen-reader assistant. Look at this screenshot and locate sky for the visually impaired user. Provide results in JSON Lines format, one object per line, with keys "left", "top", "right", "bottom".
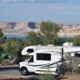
{"left": 0, "top": 0, "right": 80, "bottom": 23}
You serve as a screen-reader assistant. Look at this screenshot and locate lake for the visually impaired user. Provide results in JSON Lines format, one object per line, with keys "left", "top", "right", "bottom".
{"left": 5, "top": 35, "right": 74, "bottom": 42}
{"left": 5, "top": 35, "right": 26, "bottom": 41}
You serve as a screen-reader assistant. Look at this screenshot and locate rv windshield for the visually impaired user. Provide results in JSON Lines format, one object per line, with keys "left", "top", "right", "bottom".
{"left": 28, "top": 56, "right": 34, "bottom": 63}
{"left": 25, "top": 55, "right": 32, "bottom": 61}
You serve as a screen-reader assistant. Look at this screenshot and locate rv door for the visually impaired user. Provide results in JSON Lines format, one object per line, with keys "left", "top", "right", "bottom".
{"left": 28, "top": 56, "right": 34, "bottom": 72}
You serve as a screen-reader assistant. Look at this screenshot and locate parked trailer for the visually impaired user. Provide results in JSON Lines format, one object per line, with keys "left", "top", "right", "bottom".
{"left": 19, "top": 45, "right": 80, "bottom": 75}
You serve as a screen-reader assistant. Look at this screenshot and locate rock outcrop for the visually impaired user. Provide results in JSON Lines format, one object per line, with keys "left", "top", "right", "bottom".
{"left": 0, "top": 22, "right": 80, "bottom": 37}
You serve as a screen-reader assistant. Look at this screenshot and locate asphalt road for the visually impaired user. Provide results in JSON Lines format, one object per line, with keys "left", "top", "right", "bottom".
{"left": 0, "top": 68, "right": 37, "bottom": 77}
{"left": 0, "top": 68, "right": 59, "bottom": 80}
{"left": 0, "top": 68, "right": 41, "bottom": 80}
{"left": 0, "top": 68, "right": 21, "bottom": 76}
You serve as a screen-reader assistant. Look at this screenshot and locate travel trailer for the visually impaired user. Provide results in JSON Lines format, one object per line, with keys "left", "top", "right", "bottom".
{"left": 19, "top": 43, "right": 80, "bottom": 75}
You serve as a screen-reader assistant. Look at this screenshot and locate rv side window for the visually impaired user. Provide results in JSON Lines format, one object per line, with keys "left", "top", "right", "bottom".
{"left": 37, "top": 53, "right": 51, "bottom": 61}
{"left": 27, "top": 49, "right": 34, "bottom": 53}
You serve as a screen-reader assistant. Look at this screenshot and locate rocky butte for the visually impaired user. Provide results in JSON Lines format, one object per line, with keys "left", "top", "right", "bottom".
{"left": 0, "top": 22, "right": 80, "bottom": 37}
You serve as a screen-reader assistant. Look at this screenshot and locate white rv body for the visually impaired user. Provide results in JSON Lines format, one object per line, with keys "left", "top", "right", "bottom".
{"left": 19, "top": 45, "right": 80, "bottom": 75}
{"left": 20, "top": 49, "right": 62, "bottom": 75}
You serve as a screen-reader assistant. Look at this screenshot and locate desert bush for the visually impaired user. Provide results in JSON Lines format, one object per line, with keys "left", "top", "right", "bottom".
{"left": 39, "top": 71, "right": 57, "bottom": 80}
{"left": 71, "top": 57, "right": 80, "bottom": 72}
{"left": 0, "top": 58, "right": 4, "bottom": 64}
{"left": 40, "top": 74, "right": 55, "bottom": 80}
{"left": 56, "top": 62, "right": 69, "bottom": 76}
{"left": 64, "top": 54, "right": 80, "bottom": 73}
{"left": 1, "top": 59, "right": 12, "bottom": 66}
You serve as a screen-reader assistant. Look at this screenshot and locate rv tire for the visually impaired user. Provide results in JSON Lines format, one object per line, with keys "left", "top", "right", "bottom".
{"left": 21, "top": 67, "right": 28, "bottom": 75}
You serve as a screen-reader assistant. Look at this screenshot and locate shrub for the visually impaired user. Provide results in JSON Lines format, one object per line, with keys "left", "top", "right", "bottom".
{"left": 71, "top": 57, "right": 80, "bottom": 72}
{"left": 1, "top": 59, "right": 12, "bottom": 66}
{"left": 39, "top": 71, "right": 57, "bottom": 80}
{"left": 40, "top": 74, "right": 55, "bottom": 80}
{"left": 64, "top": 54, "right": 80, "bottom": 73}
{"left": 0, "top": 58, "right": 4, "bottom": 64}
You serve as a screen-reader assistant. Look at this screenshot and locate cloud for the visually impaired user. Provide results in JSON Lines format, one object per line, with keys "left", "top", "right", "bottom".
{"left": 2, "top": 0, "right": 67, "bottom": 3}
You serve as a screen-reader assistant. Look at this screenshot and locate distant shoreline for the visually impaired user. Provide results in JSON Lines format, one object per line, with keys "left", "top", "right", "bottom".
{"left": 4, "top": 33, "right": 27, "bottom": 36}
{"left": 5, "top": 35, "right": 26, "bottom": 41}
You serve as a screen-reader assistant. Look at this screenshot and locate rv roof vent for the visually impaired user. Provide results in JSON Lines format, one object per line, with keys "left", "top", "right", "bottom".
{"left": 63, "top": 42, "right": 74, "bottom": 47}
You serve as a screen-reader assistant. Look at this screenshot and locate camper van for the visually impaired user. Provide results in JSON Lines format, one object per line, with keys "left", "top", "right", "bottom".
{"left": 19, "top": 44, "right": 80, "bottom": 75}
{"left": 19, "top": 48, "right": 62, "bottom": 75}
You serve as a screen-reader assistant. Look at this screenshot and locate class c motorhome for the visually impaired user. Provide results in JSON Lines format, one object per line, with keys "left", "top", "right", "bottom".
{"left": 19, "top": 43, "right": 80, "bottom": 75}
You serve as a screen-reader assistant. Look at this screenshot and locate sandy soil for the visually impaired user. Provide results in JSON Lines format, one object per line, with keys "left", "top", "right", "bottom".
{"left": 61, "top": 73, "right": 80, "bottom": 80}
{"left": 0, "top": 76, "right": 39, "bottom": 80}
{"left": 0, "top": 74, "right": 80, "bottom": 80}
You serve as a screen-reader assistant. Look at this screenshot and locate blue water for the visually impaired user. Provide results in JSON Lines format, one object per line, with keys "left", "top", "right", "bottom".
{"left": 5, "top": 35, "right": 74, "bottom": 42}
{"left": 5, "top": 35, "right": 26, "bottom": 41}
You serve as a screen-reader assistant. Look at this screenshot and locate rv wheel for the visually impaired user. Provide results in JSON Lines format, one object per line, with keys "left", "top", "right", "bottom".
{"left": 21, "top": 67, "right": 28, "bottom": 75}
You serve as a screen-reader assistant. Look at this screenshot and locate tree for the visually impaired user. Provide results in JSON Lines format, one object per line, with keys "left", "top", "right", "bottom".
{"left": 73, "top": 36, "right": 80, "bottom": 46}
{"left": 0, "top": 28, "right": 6, "bottom": 55}
{"left": 25, "top": 21, "right": 61, "bottom": 46}
{"left": 40, "top": 21, "right": 61, "bottom": 44}
{"left": 25, "top": 31, "right": 44, "bottom": 46}
{"left": 6, "top": 38, "right": 23, "bottom": 58}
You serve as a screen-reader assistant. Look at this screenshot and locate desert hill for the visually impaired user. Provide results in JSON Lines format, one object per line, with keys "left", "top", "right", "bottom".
{"left": 0, "top": 22, "right": 40, "bottom": 35}
{"left": 0, "top": 22, "right": 80, "bottom": 37}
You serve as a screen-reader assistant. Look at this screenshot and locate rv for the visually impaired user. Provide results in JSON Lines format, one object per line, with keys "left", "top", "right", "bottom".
{"left": 19, "top": 44, "right": 80, "bottom": 75}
